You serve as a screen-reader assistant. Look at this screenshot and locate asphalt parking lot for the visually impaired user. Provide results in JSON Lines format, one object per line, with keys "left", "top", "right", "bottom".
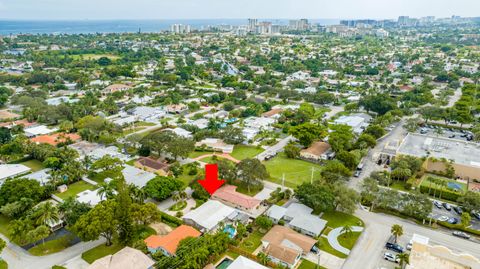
{"left": 429, "top": 200, "right": 480, "bottom": 230}
{"left": 417, "top": 126, "right": 473, "bottom": 142}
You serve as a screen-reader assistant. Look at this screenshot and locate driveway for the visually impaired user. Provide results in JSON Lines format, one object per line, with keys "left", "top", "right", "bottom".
{"left": 256, "top": 135, "right": 295, "bottom": 161}
{"left": 305, "top": 251, "right": 345, "bottom": 269}
{"left": 0, "top": 233, "right": 104, "bottom": 269}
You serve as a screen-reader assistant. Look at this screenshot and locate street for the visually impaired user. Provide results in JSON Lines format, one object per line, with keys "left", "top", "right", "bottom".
{"left": 344, "top": 207, "right": 480, "bottom": 269}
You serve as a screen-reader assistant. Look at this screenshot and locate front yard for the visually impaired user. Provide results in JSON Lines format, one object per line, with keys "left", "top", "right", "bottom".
{"left": 55, "top": 181, "right": 97, "bottom": 200}
{"left": 321, "top": 211, "right": 364, "bottom": 228}
{"left": 264, "top": 153, "right": 323, "bottom": 187}
{"left": 298, "top": 259, "right": 327, "bottom": 269}
{"left": 28, "top": 235, "right": 76, "bottom": 256}
{"left": 20, "top": 159, "right": 44, "bottom": 172}
{"left": 317, "top": 237, "right": 347, "bottom": 259}
{"left": 230, "top": 145, "right": 264, "bottom": 160}
{"left": 337, "top": 231, "right": 362, "bottom": 250}
{"left": 82, "top": 243, "right": 123, "bottom": 264}
{"left": 238, "top": 230, "right": 265, "bottom": 253}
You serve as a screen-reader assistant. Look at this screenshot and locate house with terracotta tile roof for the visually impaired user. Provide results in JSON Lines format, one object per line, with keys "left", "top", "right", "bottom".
{"left": 212, "top": 185, "right": 262, "bottom": 213}
{"left": 134, "top": 157, "right": 170, "bottom": 176}
{"left": 300, "top": 141, "right": 333, "bottom": 161}
{"left": 144, "top": 225, "right": 201, "bottom": 256}
{"left": 261, "top": 225, "right": 317, "bottom": 268}
{"left": 30, "top": 133, "right": 81, "bottom": 146}
{"left": 103, "top": 83, "right": 131, "bottom": 94}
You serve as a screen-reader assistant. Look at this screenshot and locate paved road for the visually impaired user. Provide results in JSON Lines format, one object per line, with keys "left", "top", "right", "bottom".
{"left": 0, "top": 233, "right": 104, "bottom": 269}
{"left": 256, "top": 135, "right": 295, "bottom": 161}
{"left": 348, "top": 120, "right": 408, "bottom": 191}
{"left": 343, "top": 207, "right": 480, "bottom": 269}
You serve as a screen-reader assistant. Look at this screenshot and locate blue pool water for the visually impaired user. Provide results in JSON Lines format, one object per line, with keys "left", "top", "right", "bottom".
{"left": 223, "top": 225, "right": 236, "bottom": 238}
{"left": 448, "top": 182, "right": 462, "bottom": 191}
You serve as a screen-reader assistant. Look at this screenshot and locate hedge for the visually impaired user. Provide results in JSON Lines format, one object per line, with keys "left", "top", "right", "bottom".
{"left": 159, "top": 211, "right": 183, "bottom": 227}
{"left": 437, "top": 221, "right": 480, "bottom": 236}
{"left": 419, "top": 185, "right": 462, "bottom": 202}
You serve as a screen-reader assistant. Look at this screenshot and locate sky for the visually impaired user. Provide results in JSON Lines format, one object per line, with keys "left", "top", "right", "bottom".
{"left": 0, "top": 0, "right": 478, "bottom": 20}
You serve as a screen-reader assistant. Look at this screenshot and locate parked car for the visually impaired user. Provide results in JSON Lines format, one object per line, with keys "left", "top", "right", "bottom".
{"left": 354, "top": 170, "right": 361, "bottom": 177}
{"left": 442, "top": 202, "right": 452, "bottom": 211}
{"left": 384, "top": 252, "right": 400, "bottom": 263}
{"left": 448, "top": 217, "right": 459, "bottom": 224}
{"left": 438, "top": 215, "right": 449, "bottom": 222}
{"left": 472, "top": 211, "right": 480, "bottom": 220}
{"left": 448, "top": 134, "right": 456, "bottom": 138}
{"left": 433, "top": 201, "right": 442, "bottom": 209}
{"left": 406, "top": 242, "right": 412, "bottom": 250}
{"left": 453, "top": 206, "right": 463, "bottom": 215}
{"left": 453, "top": 231, "right": 470, "bottom": 240}
{"left": 386, "top": 237, "right": 404, "bottom": 253}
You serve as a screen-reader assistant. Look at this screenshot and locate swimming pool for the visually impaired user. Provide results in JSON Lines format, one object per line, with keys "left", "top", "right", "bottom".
{"left": 223, "top": 224, "right": 236, "bottom": 238}
{"left": 216, "top": 257, "right": 233, "bottom": 269}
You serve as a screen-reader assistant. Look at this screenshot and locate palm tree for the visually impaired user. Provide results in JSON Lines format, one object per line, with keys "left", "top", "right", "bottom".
{"left": 397, "top": 252, "right": 410, "bottom": 269}
{"left": 35, "top": 201, "right": 60, "bottom": 227}
{"left": 98, "top": 182, "right": 115, "bottom": 200}
{"left": 129, "top": 184, "right": 146, "bottom": 204}
{"left": 391, "top": 224, "right": 403, "bottom": 243}
{"left": 257, "top": 252, "right": 271, "bottom": 266}
{"left": 341, "top": 225, "right": 354, "bottom": 238}
{"left": 438, "top": 180, "right": 448, "bottom": 200}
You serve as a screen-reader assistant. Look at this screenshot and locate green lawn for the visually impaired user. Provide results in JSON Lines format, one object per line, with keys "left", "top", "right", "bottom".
{"left": 188, "top": 151, "right": 214, "bottom": 158}
{"left": 264, "top": 153, "right": 323, "bottom": 187}
{"left": 337, "top": 232, "right": 361, "bottom": 250}
{"left": 239, "top": 230, "right": 265, "bottom": 253}
{"left": 0, "top": 215, "right": 12, "bottom": 239}
{"left": 298, "top": 259, "right": 327, "bottom": 269}
{"left": 122, "top": 127, "right": 146, "bottom": 136}
{"left": 321, "top": 211, "right": 364, "bottom": 228}
{"left": 317, "top": 237, "right": 347, "bottom": 259}
{"left": 177, "top": 171, "right": 197, "bottom": 186}
{"left": 0, "top": 260, "right": 7, "bottom": 269}
{"left": 28, "top": 235, "right": 76, "bottom": 256}
{"left": 390, "top": 180, "right": 410, "bottom": 192}
{"left": 82, "top": 243, "right": 124, "bottom": 264}
{"left": 20, "top": 159, "right": 44, "bottom": 172}
{"left": 230, "top": 145, "right": 264, "bottom": 160}
{"left": 55, "top": 181, "right": 97, "bottom": 200}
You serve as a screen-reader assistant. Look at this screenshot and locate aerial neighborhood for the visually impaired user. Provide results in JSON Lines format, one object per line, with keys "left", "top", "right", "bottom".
{"left": 0, "top": 12, "right": 479, "bottom": 269}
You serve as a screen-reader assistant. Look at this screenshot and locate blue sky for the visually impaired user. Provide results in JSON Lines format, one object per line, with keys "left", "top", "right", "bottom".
{"left": 0, "top": 0, "right": 478, "bottom": 20}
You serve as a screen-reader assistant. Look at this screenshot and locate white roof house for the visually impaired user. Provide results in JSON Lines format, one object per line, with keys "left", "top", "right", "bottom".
{"left": 284, "top": 203, "right": 313, "bottom": 221}
{"left": 288, "top": 214, "right": 327, "bottom": 237}
{"left": 76, "top": 189, "right": 107, "bottom": 207}
{"left": 23, "top": 168, "right": 51, "bottom": 186}
{"left": 88, "top": 246, "right": 154, "bottom": 269}
{"left": 334, "top": 114, "right": 371, "bottom": 134}
{"left": 165, "top": 127, "right": 192, "bottom": 138}
{"left": 195, "top": 138, "right": 234, "bottom": 153}
{"left": 122, "top": 165, "right": 156, "bottom": 188}
{"left": 265, "top": 203, "right": 326, "bottom": 237}
{"left": 0, "top": 164, "right": 31, "bottom": 182}
{"left": 228, "top": 256, "right": 269, "bottom": 269}
{"left": 244, "top": 117, "right": 275, "bottom": 131}
{"left": 265, "top": 205, "right": 287, "bottom": 223}
{"left": 24, "top": 125, "right": 59, "bottom": 137}
{"left": 183, "top": 200, "right": 236, "bottom": 233}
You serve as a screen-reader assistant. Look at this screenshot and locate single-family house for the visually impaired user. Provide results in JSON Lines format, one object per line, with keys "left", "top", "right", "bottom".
{"left": 0, "top": 164, "right": 32, "bottom": 183}
{"left": 261, "top": 225, "right": 316, "bottom": 268}
{"left": 122, "top": 165, "right": 156, "bottom": 188}
{"left": 228, "top": 256, "right": 269, "bottom": 269}
{"left": 76, "top": 189, "right": 107, "bottom": 207}
{"left": 24, "top": 125, "right": 59, "bottom": 138}
{"left": 103, "top": 84, "right": 131, "bottom": 94}
{"left": 23, "top": 168, "right": 51, "bottom": 186}
{"left": 134, "top": 157, "right": 169, "bottom": 176}
{"left": 183, "top": 200, "right": 247, "bottom": 233}
{"left": 30, "top": 133, "right": 81, "bottom": 146}
{"left": 144, "top": 225, "right": 201, "bottom": 256}
{"left": 265, "top": 203, "right": 326, "bottom": 237}
{"left": 212, "top": 185, "right": 262, "bottom": 213}
{"left": 195, "top": 138, "right": 234, "bottom": 153}
{"left": 300, "top": 141, "right": 333, "bottom": 161}
{"left": 88, "top": 247, "right": 154, "bottom": 269}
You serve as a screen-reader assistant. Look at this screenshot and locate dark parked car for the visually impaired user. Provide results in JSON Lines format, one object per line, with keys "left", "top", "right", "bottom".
{"left": 448, "top": 217, "right": 459, "bottom": 224}
{"left": 386, "top": 236, "right": 404, "bottom": 253}
{"left": 453, "top": 206, "right": 463, "bottom": 215}
{"left": 472, "top": 211, "right": 480, "bottom": 220}
{"left": 453, "top": 231, "right": 470, "bottom": 239}
{"left": 433, "top": 201, "right": 442, "bottom": 209}
{"left": 442, "top": 202, "right": 452, "bottom": 211}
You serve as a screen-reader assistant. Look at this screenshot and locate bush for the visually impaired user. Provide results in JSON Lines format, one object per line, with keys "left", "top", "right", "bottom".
{"left": 159, "top": 211, "right": 183, "bottom": 227}
{"left": 419, "top": 185, "right": 462, "bottom": 202}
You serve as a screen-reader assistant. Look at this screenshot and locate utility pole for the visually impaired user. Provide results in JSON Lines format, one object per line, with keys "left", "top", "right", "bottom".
{"left": 282, "top": 173, "right": 285, "bottom": 187}
{"left": 311, "top": 167, "right": 314, "bottom": 184}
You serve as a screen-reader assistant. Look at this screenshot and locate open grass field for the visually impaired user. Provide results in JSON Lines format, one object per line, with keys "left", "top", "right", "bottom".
{"left": 82, "top": 243, "right": 123, "bottom": 264}
{"left": 264, "top": 153, "right": 323, "bottom": 187}
{"left": 321, "top": 211, "right": 364, "bottom": 228}
{"left": 20, "top": 159, "right": 44, "bottom": 172}
{"left": 55, "top": 181, "right": 97, "bottom": 200}
{"left": 70, "top": 54, "right": 120, "bottom": 60}
{"left": 337, "top": 232, "right": 362, "bottom": 251}
{"left": 230, "top": 145, "right": 263, "bottom": 160}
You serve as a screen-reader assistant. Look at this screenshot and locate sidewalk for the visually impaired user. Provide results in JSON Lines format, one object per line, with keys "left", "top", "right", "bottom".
{"left": 327, "top": 226, "right": 364, "bottom": 255}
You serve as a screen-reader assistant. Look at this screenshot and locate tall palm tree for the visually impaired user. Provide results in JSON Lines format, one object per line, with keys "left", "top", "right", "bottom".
{"left": 397, "top": 252, "right": 410, "bottom": 269}
{"left": 341, "top": 225, "right": 354, "bottom": 238}
{"left": 257, "top": 252, "right": 271, "bottom": 266}
{"left": 438, "top": 180, "right": 448, "bottom": 200}
{"left": 98, "top": 182, "right": 115, "bottom": 200}
{"left": 129, "top": 184, "right": 146, "bottom": 204}
{"left": 35, "top": 202, "right": 60, "bottom": 227}
{"left": 391, "top": 224, "right": 403, "bottom": 243}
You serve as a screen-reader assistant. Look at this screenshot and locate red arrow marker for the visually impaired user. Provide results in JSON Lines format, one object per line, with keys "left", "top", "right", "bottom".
{"left": 198, "top": 164, "right": 225, "bottom": 195}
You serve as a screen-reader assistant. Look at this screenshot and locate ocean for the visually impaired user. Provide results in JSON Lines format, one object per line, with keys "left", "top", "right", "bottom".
{"left": 0, "top": 19, "right": 339, "bottom": 35}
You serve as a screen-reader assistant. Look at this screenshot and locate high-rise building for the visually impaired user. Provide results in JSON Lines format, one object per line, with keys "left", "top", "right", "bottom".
{"left": 288, "top": 19, "right": 310, "bottom": 31}
{"left": 170, "top": 24, "right": 191, "bottom": 34}
{"left": 398, "top": 16, "right": 410, "bottom": 26}
{"left": 248, "top": 19, "right": 258, "bottom": 32}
